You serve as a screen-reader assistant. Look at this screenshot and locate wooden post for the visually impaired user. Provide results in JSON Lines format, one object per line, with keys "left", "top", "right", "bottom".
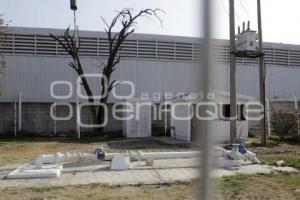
{"left": 257, "top": 0, "right": 266, "bottom": 146}
{"left": 229, "top": 0, "right": 237, "bottom": 145}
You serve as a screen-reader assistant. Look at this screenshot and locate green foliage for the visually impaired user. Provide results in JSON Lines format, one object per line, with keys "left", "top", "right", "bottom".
{"left": 272, "top": 109, "right": 299, "bottom": 141}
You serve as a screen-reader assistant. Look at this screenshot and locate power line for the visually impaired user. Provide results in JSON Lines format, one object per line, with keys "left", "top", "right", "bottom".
{"left": 220, "top": 0, "right": 230, "bottom": 16}
{"left": 219, "top": 0, "right": 242, "bottom": 23}
{"left": 238, "top": 0, "right": 249, "bottom": 20}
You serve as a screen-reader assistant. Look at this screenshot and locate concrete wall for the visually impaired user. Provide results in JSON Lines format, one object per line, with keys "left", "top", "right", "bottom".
{"left": 0, "top": 103, "right": 123, "bottom": 135}
{"left": 1, "top": 101, "right": 298, "bottom": 136}
{"left": 0, "top": 102, "right": 166, "bottom": 136}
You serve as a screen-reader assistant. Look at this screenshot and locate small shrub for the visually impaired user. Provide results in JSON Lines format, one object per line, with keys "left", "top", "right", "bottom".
{"left": 272, "top": 109, "right": 299, "bottom": 142}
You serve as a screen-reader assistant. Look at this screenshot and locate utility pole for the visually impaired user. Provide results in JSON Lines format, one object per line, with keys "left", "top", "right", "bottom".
{"left": 70, "top": 0, "right": 81, "bottom": 139}
{"left": 257, "top": 0, "right": 266, "bottom": 146}
{"left": 229, "top": 0, "right": 237, "bottom": 145}
{"left": 198, "top": 0, "right": 213, "bottom": 198}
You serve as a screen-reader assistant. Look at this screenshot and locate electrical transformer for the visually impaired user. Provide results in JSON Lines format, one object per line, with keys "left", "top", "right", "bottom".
{"left": 236, "top": 30, "right": 258, "bottom": 52}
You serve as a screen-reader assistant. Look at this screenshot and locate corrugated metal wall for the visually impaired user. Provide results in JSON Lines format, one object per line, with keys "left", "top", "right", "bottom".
{"left": 1, "top": 54, "right": 300, "bottom": 103}
{"left": 0, "top": 55, "right": 199, "bottom": 102}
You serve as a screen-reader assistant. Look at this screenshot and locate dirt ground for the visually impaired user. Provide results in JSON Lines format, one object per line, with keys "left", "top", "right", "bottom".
{"left": 0, "top": 137, "right": 299, "bottom": 200}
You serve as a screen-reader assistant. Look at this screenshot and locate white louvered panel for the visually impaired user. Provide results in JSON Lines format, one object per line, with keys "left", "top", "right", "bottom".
{"left": 212, "top": 45, "right": 227, "bottom": 63}
{"left": 121, "top": 40, "right": 136, "bottom": 48}
{"left": 0, "top": 34, "right": 13, "bottom": 54}
{"left": 5, "top": 32, "right": 300, "bottom": 66}
{"left": 236, "top": 57, "right": 243, "bottom": 64}
{"left": 138, "top": 40, "right": 156, "bottom": 59}
{"left": 36, "top": 35, "right": 56, "bottom": 55}
{"left": 157, "top": 41, "right": 174, "bottom": 48}
{"left": 55, "top": 36, "right": 69, "bottom": 56}
{"left": 79, "top": 38, "right": 98, "bottom": 47}
{"left": 78, "top": 37, "right": 97, "bottom": 56}
{"left": 80, "top": 37, "right": 97, "bottom": 43}
{"left": 119, "top": 40, "right": 137, "bottom": 58}
{"left": 273, "top": 49, "right": 289, "bottom": 66}
{"left": 119, "top": 50, "right": 137, "bottom": 58}
{"left": 175, "top": 42, "right": 193, "bottom": 61}
{"left": 157, "top": 41, "right": 174, "bottom": 60}
{"left": 264, "top": 48, "right": 274, "bottom": 65}
{"left": 79, "top": 48, "right": 98, "bottom": 55}
{"left": 224, "top": 46, "right": 230, "bottom": 63}
{"left": 192, "top": 43, "right": 201, "bottom": 61}
{"left": 243, "top": 58, "right": 258, "bottom": 65}
{"left": 157, "top": 51, "right": 174, "bottom": 56}
{"left": 176, "top": 53, "right": 193, "bottom": 61}
{"left": 79, "top": 51, "right": 97, "bottom": 56}
{"left": 14, "top": 34, "right": 35, "bottom": 55}
{"left": 288, "top": 50, "right": 300, "bottom": 67}
{"left": 98, "top": 38, "right": 110, "bottom": 57}
{"left": 157, "top": 41, "right": 174, "bottom": 47}
{"left": 176, "top": 57, "right": 193, "bottom": 61}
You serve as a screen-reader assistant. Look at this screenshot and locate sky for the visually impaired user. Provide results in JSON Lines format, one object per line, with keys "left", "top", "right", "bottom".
{"left": 1, "top": 0, "right": 300, "bottom": 45}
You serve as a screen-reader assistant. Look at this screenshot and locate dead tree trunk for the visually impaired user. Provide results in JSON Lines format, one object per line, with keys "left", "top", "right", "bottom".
{"left": 51, "top": 9, "right": 163, "bottom": 136}
{"left": 50, "top": 30, "right": 98, "bottom": 122}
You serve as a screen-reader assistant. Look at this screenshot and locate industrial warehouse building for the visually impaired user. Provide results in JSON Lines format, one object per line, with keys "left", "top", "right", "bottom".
{"left": 0, "top": 27, "right": 300, "bottom": 136}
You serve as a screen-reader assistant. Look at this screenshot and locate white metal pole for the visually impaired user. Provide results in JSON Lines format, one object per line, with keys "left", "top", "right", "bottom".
{"left": 137, "top": 151, "right": 201, "bottom": 160}
{"left": 14, "top": 101, "right": 17, "bottom": 136}
{"left": 164, "top": 108, "right": 167, "bottom": 136}
{"left": 266, "top": 98, "right": 271, "bottom": 136}
{"left": 54, "top": 103, "right": 57, "bottom": 136}
{"left": 294, "top": 96, "right": 300, "bottom": 136}
{"left": 18, "top": 93, "right": 22, "bottom": 132}
{"left": 76, "top": 95, "right": 80, "bottom": 139}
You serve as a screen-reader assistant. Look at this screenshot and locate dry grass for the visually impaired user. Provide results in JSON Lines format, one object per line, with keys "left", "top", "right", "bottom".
{"left": 0, "top": 182, "right": 197, "bottom": 200}
{"left": 0, "top": 138, "right": 191, "bottom": 166}
{"left": 0, "top": 139, "right": 102, "bottom": 165}
{"left": 216, "top": 172, "right": 300, "bottom": 200}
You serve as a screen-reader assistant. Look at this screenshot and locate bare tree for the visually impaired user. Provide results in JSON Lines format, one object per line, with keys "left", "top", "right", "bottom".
{"left": 50, "top": 29, "right": 98, "bottom": 121}
{"left": 51, "top": 8, "right": 163, "bottom": 135}
{"left": 0, "top": 15, "right": 9, "bottom": 95}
